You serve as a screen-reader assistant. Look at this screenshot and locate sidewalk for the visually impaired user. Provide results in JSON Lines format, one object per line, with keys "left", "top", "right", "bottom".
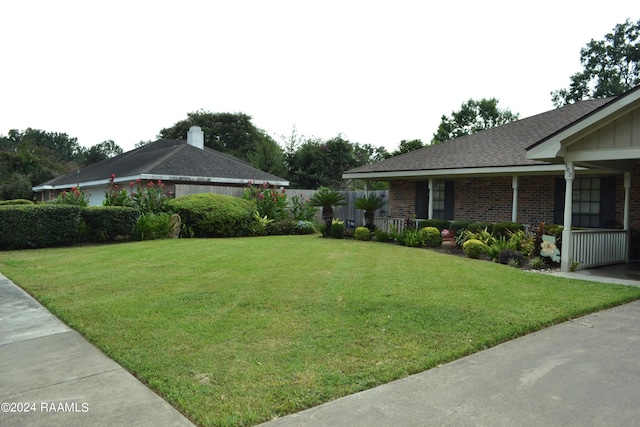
{"left": 261, "top": 298, "right": 640, "bottom": 427}
{"left": 0, "top": 273, "right": 195, "bottom": 427}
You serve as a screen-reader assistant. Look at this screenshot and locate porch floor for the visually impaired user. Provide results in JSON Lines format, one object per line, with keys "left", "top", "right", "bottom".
{"left": 552, "top": 263, "right": 640, "bottom": 287}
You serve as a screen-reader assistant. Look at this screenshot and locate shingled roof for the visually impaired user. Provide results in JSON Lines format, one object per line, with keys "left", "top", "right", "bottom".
{"left": 343, "top": 97, "right": 614, "bottom": 179}
{"left": 33, "top": 139, "right": 288, "bottom": 190}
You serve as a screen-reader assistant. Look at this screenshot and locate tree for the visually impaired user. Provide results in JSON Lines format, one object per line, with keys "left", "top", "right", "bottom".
{"left": 309, "top": 187, "right": 346, "bottom": 235}
{"left": 248, "top": 136, "right": 287, "bottom": 178}
{"left": 392, "top": 139, "right": 424, "bottom": 156}
{"left": 551, "top": 19, "right": 640, "bottom": 107}
{"left": 80, "top": 140, "right": 123, "bottom": 165}
{"left": 354, "top": 193, "right": 388, "bottom": 230}
{"left": 158, "top": 111, "right": 267, "bottom": 162}
{"left": 431, "top": 98, "right": 519, "bottom": 144}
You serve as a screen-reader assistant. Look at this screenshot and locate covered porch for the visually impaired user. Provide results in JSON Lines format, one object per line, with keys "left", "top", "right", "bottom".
{"left": 527, "top": 88, "right": 640, "bottom": 272}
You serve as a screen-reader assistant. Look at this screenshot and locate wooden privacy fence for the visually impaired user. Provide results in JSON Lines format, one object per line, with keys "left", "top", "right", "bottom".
{"left": 174, "top": 184, "right": 388, "bottom": 226}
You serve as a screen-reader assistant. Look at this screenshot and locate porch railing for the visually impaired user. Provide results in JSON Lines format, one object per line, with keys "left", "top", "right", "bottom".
{"left": 571, "top": 229, "right": 628, "bottom": 270}
{"left": 373, "top": 217, "right": 424, "bottom": 233}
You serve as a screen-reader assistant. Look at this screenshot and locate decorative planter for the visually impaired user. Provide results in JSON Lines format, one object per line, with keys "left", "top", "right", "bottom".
{"left": 441, "top": 238, "right": 456, "bottom": 250}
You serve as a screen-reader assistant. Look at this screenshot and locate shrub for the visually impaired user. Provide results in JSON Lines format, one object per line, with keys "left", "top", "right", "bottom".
{"left": 528, "top": 256, "right": 544, "bottom": 270}
{"left": 449, "top": 220, "right": 473, "bottom": 233}
{"left": 295, "top": 220, "right": 317, "bottom": 235}
{"left": 51, "top": 186, "right": 89, "bottom": 207}
{"left": 81, "top": 206, "right": 139, "bottom": 241}
{"left": 422, "top": 226, "right": 442, "bottom": 248}
{"left": 167, "top": 193, "right": 256, "bottom": 238}
{"left": 289, "top": 194, "right": 317, "bottom": 221}
{"left": 418, "top": 219, "right": 450, "bottom": 231}
{"left": 484, "top": 236, "right": 517, "bottom": 261}
{"left": 355, "top": 226, "right": 371, "bottom": 241}
{"left": 242, "top": 182, "right": 288, "bottom": 220}
{"left": 399, "top": 229, "right": 426, "bottom": 247}
{"left": 374, "top": 230, "right": 391, "bottom": 242}
{"left": 493, "top": 222, "right": 524, "bottom": 237}
{"left": 463, "top": 239, "right": 487, "bottom": 259}
{"left": 0, "top": 199, "right": 34, "bottom": 205}
{"left": 0, "top": 205, "right": 82, "bottom": 250}
{"left": 498, "top": 249, "right": 525, "bottom": 266}
{"left": 467, "top": 222, "right": 493, "bottom": 233}
{"left": 134, "top": 212, "right": 176, "bottom": 240}
{"left": 331, "top": 222, "right": 345, "bottom": 239}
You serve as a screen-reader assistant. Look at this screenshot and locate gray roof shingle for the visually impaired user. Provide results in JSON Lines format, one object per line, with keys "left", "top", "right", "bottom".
{"left": 345, "top": 98, "right": 614, "bottom": 175}
{"left": 35, "top": 139, "right": 288, "bottom": 188}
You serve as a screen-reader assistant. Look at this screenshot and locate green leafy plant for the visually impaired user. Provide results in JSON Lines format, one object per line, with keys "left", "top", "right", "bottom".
{"left": 242, "top": 181, "right": 288, "bottom": 220}
{"left": 528, "top": 256, "right": 544, "bottom": 270}
{"left": 355, "top": 226, "right": 371, "bottom": 241}
{"left": 421, "top": 226, "right": 442, "bottom": 248}
{"left": 354, "top": 194, "right": 387, "bottom": 231}
{"left": 331, "top": 221, "right": 345, "bottom": 239}
{"left": 134, "top": 212, "right": 173, "bottom": 240}
{"left": 289, "top": 193, "right": 317, "bottom": 221}
{"left": 309, "top": 188, "right": 346, "bottom": 236}
{"left": 374, "top": 229, "right": 391, "bottom": 242}
{"left": 463, "top": 238, "right": 487, "bottom": 259}
{"left": 52, "top": 186, "right": 89, "bottom": 207}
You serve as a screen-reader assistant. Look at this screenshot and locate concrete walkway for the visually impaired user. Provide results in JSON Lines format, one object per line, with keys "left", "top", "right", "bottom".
{"left": 0, "top": 273, "right": 195, "bottom": 427}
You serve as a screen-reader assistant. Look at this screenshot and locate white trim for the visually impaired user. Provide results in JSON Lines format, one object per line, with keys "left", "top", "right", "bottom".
{"left": 342, "top": 164, "right": 591, "bottom": 180}
{"left": 33, "top": 174, "right": 289, "bottom": 191}
{"left": 527, "top": 90, "right": 640, "bottom": 161}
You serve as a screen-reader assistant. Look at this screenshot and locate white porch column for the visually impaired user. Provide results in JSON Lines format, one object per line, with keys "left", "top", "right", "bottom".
{"left": 428, "top": 178, "right": 434, "bottom": 220}
{"left": 561, "top": 162, "right": 574, "bottom": 272}
{"left": 364, "top": 180, "right": 369, "bottom": 196}
{"left": 624, "top": 172, "right": 631, "bottom": 262}
{"left": 511, "top": 176, "right": 519, "bottom": 223}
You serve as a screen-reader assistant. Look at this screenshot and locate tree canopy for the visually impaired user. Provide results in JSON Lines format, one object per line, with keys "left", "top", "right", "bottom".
{"left": 551, "top": 18, "right": 640, "bottom": 107}
{"left": 431, "top": 98, "right": 519, "bottom": 144}
{"left": 158, "top": 111, "right": 273, "bottom": 163}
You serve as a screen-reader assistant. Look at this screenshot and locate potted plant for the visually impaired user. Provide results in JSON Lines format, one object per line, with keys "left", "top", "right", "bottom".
{"left": 441, "top": 228, "right": 456, "bottom": 249}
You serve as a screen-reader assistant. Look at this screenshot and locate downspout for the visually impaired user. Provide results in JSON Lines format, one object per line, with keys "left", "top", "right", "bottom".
{"left": 511, "top": 176, "right": 519, "bottom": 223}
{"left": 560, "top": 162, "right": 574, "bottom": 272}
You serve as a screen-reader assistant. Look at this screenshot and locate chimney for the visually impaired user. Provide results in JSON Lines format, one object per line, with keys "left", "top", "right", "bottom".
{"left": 187, "top": 126, "right": 204, "bottom": 149}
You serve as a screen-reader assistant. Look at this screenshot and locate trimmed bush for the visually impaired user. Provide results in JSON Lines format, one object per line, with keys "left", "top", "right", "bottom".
{"left": 463, "top": 238, "right": 487, "bottom": 259}
{"left": 467, "top": 222, "right": 493, "bottom": 233}
{"left": 331, "top": 222, "right": 345, "bottom": 239}
{"left": 355, "top": 226, "right": 371, "bottom": 241}
{"left": 498, "top": 249, "right": 525, "bottom": 266}
{"left": 449, "top": 220, "right": 474, "bottom": 233}
{"left": 0, "top": 205, "right": 82, "bottom": 250}
{"left": 421, "top": 226, "right": 443, "bottom": 248}
{"left": 167, "top": 193, "right": 256, "bottom": 238}
{"left": 418, "top": 219, "right": 450, "bottom": 231}
{"left": 493, "top": 222, "right": 524, "bottom": 237}
{"left": 374, "top": 230, "right": 391, "bottom": 243}
{"left": 0, "top": 199, "right": 34, "bottom": 206}
{"left": 81, "top": 206, "right": 139, "bottom": 241}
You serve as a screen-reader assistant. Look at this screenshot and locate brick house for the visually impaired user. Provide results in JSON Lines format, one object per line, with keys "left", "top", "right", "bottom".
{"left": 33, "top": 126, "right": 288, "bottom": 206}
{"left": 343, "top": 86, "right": 640, "bottom": 272}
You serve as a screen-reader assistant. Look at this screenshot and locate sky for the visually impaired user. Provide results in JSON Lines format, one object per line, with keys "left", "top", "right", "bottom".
{"left": 1, "top": 1, "right": 638, "bottom": 154}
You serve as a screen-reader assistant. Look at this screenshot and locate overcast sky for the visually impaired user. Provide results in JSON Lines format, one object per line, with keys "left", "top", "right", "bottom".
{"left": 1, "top": 1, "right": 637, "bottom": 153}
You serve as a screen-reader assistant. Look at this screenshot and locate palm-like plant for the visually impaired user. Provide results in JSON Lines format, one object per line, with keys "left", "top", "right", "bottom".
{"left": 355, "top": 193, "right": 387, "bottom": 230}
{"left": 309, "top": 187, "right": 346, "bottom": 235}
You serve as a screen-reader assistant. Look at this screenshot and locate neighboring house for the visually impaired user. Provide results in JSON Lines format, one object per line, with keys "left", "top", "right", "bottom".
{"left": 343, "top": 85, "right": 640, "bottom": 272}
{"left": 33, "top": 126, "right": 289, "bottom": 206}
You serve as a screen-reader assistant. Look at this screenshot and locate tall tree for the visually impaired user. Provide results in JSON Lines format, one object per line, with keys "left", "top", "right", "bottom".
{"left": 79, "top": 140, "right": 123, "bottom": 165}
{"left": 248, "top": 136, "right": 287, "bottom": 178}
{"left": 431, "top": 98, "right": 519, "bottom": 144}
{"left": 392, "top": 139, "right": 424, "bottom": 156}
{"left": 158, "top": 111, "right": 266, "bottom": 162}
{"left": 551, "top": 19, "right": 640, "bottom": 107}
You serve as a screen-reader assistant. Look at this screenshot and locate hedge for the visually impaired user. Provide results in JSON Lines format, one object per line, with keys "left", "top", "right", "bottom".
{"left": 0, "top": 205, "right": 82, "bottom": 250}
{"left": 418, "top": 219, "right": 450, "bottom": 231}
{"left": 80, "top": 206, "right": 140, "bottom": 241}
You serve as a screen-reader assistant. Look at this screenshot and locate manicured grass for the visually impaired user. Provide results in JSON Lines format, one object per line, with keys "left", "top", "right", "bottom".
{"left": 1, "top": 235, "right": 640, "bottom": 426}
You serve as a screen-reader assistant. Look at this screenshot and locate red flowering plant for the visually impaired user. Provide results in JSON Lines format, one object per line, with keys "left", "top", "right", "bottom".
{"left": 289, "top": 193, "right": 317, "bottom": 221}
{"left": 52, "top": 185, "right": 89, "bottom": 206}
{"left": 242, "top": 181, "right": 288, "bottom": 220}
{"left": 103, "top": 174, "right": 135, "bottom": 208}
{"left": 103, "top": 175, "right": 170, "bottom": 214}
{"left": 441, "top": 229, "right": 454, "bottom": 239}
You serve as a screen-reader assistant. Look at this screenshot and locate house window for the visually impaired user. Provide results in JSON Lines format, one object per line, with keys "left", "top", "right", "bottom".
{"left": 554, "top": 176, "right": 616, "bottom": 228}
{"left": 415, "top": 180, "right": 454, "bottom": 220}
{"left": 432, "top": 181, "right": 446, "bottom": 220}
{"left": 572, "top": 177, "right": 600, "bottom": 228}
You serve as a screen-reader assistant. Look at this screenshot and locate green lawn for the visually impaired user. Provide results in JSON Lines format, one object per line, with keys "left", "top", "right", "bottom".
{"left": 1, "top": 235, "right": 639, "bottom": 426}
